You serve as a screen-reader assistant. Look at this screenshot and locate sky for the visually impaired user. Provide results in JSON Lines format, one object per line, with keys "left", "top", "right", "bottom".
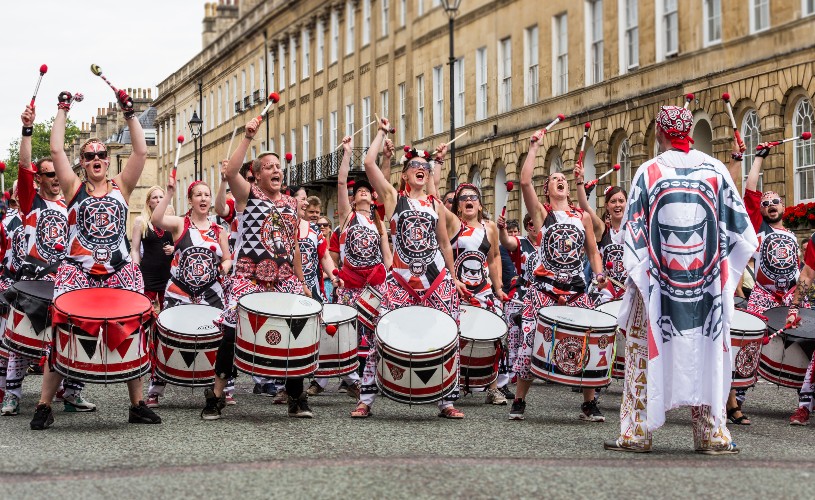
{"left": 0, "top": 0, "right": 206, "bottom": 160}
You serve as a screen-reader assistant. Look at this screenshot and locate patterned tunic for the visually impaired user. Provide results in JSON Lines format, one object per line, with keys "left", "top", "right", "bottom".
{"left": 298, "top": 221, "right": 326, "bottom": 296}
{"left": 596, "top": 224, "right": 626, "bottom": 303}
{"left": 531, "top": 207, "right": 588, "bottom": 297}
{"left": 165, "top": 216, "right": 224, "bottom": 307}
{"left": 389, "top": 195, "right": 446, "bottom": 291}
{"left": 451, "top": 221, "right": 495, "bottom": 308}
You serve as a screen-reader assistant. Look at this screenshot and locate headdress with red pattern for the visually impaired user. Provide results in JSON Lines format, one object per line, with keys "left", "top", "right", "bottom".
{"left": 656, "top": 105, "right": 695, "bottom": 153}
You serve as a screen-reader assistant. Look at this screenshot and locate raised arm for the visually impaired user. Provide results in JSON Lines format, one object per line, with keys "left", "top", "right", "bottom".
{"left": 381, "top": 139, "right": 394, "bottom": 182}
{"left": 227, "top": 119, "right": 259, "bottom": 210}
{"left": 115, "top": 100, "right": 147, "bottom": 200}
{"left": 337, "top": 136, "right": 353, "bottom": 224}
{"left": 151, "top": 176, "right": 185, "bottom": 240}
{"left": 214, "top": 160, "right": 232, "bottom": 218}
{"left": 746, "top": 144, "right": 770, "bottom": 193}
{"left": 364, "top": 118, "right": 398, "bottom": 218}
{"left": 496, "top": 214, "right": 519, "bottom": 252}
{"left": 18, "top": 105, "right": 37, "bottom": 216}
{"left": 521, "top": 130, "right": 546, "bottom": 231}
{"left": 49, "top": 96, "right": 81, "bottom": 197}
{"left": 573, "top": 161, "right": 604, "bottom": 239}
{"left": 428, "top": 143, "right": 448, "bottom": 199}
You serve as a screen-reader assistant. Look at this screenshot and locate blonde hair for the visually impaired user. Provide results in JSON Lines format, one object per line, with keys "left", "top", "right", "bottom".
{"left": 141, "top": 186, "right": 164, "bottom": 238}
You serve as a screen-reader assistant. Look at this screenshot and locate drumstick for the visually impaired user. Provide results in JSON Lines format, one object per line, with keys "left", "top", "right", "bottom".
{"left": 583, "top": 164, "right": 621, "bottom": 191}
{"left": 683, "top": 93, "right": 694, "bottom": 109}
{"left": 530, "top": 114, "right": 566, "bottom": 143}
{"left": 575, "top": 123, "right": 591, "bottom": 166}
{"left": 763, "top": 322, "right": 796, "bottom": 345}
{"left": 226, "top": 126, "right": 238, "bottom": 159}
{"left": 756, "top": 132, "right": 812, "bottom": 150}
{"left": 444, "top": 130, "right": 469, "bottom": 147}
{"left": 172, "top": 135, "right": 185, "bottom": 179}
{"left": 334, "top": 121, "right": 376, "bottom": 151}
{"left": 721, "top": 93, "right": 746, "bottom": 153}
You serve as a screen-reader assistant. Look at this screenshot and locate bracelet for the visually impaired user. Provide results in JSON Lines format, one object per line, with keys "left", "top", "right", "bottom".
{"left": 731, "top": 153, "right": 743, "bottom": 161}
{"left": 576, "top": 181, "right": 584, "bottom": 185}
{"left": 434, "top": 158, "right": 443, "bottom": 165}
{"left": 22, "top": 126, "right": 33, "bottom": 137}
{"left": 595, "top": 272, "right": 605, "bottom": 279}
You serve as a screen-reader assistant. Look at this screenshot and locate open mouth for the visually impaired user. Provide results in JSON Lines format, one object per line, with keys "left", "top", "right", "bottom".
{"left": 465, "top": 202, "right": 474, "bottom": 210}
{"left": 415, "top": 171, "right": 425, "bottom": 180}
{"left": 556, "top": 181, "right": 566, "bottom": 192}
{"left": 270, "top": 174, "right": 281, "bottom": 183}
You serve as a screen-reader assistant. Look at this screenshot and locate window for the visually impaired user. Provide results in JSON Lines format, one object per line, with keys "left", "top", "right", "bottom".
{"left": 209, "top": 91, "right": 214, "bottom": 129}
{"left": 750, "top": 0, "right": 770, "bottom": 33}
{"left": 433, "top": 66, "right": 444, "bottom": 134}
{"left": 741, "top": 110, "right": 762, "bottom": 191}
{"left": 279, "top": 45, "right": 286, "bottom": 91}
{"left": 290, "top": 129, "right": 297, "bottom": 160}
{"left": 330, "top": 9, "right": 339, "bottom": 63}
{"left": 217, "top": 86, "right": 222, "bottom": 125}
{"left": 316, "top": 119, "right": 324, "bottom": 157}
{"left": 232, "top": 75, "right": 238, "bottom": 110}
{"left": 398, "top": 83, "right": 406, "bottom": 139}
{"left": 289, "top": 35, "right": 297, "bottom": 85}
{"left": 249, "top": 64, "right": 255, "bottom": 94}
{"left": 499, "top": 38, "right": 512, "bottom": 112}
{"left": 346, "top": 103, "right": 355, "bottom": 137}
{"left": 316, "top": 20, "right": 325, "bottom": 72}
{"left": 303, "top": 124, "right": 310, "bottom": 162}
{"left": 400, "top": 0, "right": 407, "bottom": 27}
{"left": 454, "top": 58, "right": 465, "bottom": 128}
{"left": 259, "top": 57, "right": 265, "bottom": 92}
{"left": 346, "top": 1, "right": 355, "bottom": 55}
{"left": 269, "top": 138, "right": 276, "bottom": 154}
{"left": 241, "top": 70, "right": 247, "bottom": 99}
{"left": 362, "top": 0, "right": 371, "bottom": 45}
{"left": 550, "top": 156, "right": 564, "bottom": 175}
{"left": 418, "top": 0, "right": 424, "bottom": 16}
{"left": 381, "top": 0, "right": 390, "bottom": 36}
{"left": 524, "top": 26, "right": 539, "bottom": 104}
{"left": 302, "top": 29, "right": 310, "bottom": 79}
{"left": 476, "top": 47, "right": 488, "bottom": 120}
{"left": 362, "top": 97, "right": 372, "bottom": 146}
{"left": 330, "top": 111, "right": 338, "bottom": 151}
{"left": 794, "top": 99, "right": 815, "bottom": 202}
{"left": 416, "top": 74, "right": 425, "bottom": 138}
{"left": 553, "top": 14, "right": 568, "bottom": 96}
{"left": 664, "top": 0, "right": 678, "bottom": 57}
{"left": 268, "top": 51, "right": 275, "bottom": 95}
{"left": 380, "top": 90, "right": 389, "bottom": 123}
{"left": 617, "top": 139, "right": 632, "bottom": 192}
{"left": 587, "top": 1, "right": 603, "bottom": 85}
{"left": 280, "top": 134, "right": 286, "bottom": 162}
{"left": 622, "top": 0, "right": 638, "bottom": 71}
{"left": 703, "top": 0, "right": 722, "bottom": 46}
{"left": 806, "top": 0, "right": 815, "bottom": 16}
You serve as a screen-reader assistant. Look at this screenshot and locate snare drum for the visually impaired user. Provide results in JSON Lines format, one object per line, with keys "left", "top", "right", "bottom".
{"left": 2, "top": 280, "right": 55, "bottom": 358}
{"left": 51, "top": 288, "right": 154, "bottom": 383}
{"left": 356, "top": 286, "right": 383, "bottom": 330}
{"left": 458, "top": 305, "right": 507, "bottom": 388}
{"left": 154, "top": 304, "right": 223, "bottom": 387}
{"left": 315, "top": 304, "right": 359, "bottom": 377}
{"left": 235, "top": 292, "right": 322, "bottom": 378}
{"left": 595, "top": 300, "right": 624, "bottom": 379}
{"left": 729, "top": 310, "right": 766, "bottom": 388}
{"left": 531, "top": 306, "right": 617, "bottom": 388}
{"left": 375, "top": 306, "right": 459, "bottom": 404}
{"left": 758, "top": 306, "right": 815, "bottom": 388}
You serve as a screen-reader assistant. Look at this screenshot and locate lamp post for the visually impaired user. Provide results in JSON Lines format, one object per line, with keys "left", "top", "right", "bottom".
{"left": 441, "top": 0, "right": 462, "bottom": 175}
{"left": 188, "top": 111, "right": 203, "bottom": 180}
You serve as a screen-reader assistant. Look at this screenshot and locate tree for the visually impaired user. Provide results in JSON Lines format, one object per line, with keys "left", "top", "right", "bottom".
{"left": 3, "top": 116, "right": 81, "bottom": 190}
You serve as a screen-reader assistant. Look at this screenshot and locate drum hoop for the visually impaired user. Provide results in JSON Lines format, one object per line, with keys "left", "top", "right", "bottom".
{"left": 459, "top": 305, "right": 508, "bottom": 341}
{"left": 10, "top": 281, "right": 56, "bottom": 302}
{"left": 376, "top": 305, "right": 459, "bottom": 354}
{"left": 537, "top": 309, "right": 617, "bottom": 332}
{"left": 157, "top": 304, "right": 221, "bottom": 335}
{"left": 53, "top": 289, "right": 152, "bottom": 322}
{"left": 322, "top": 304, "right": 359, "bottom": 326}
{"left": 237, "top": 292, "right": 323, "bottom": 319}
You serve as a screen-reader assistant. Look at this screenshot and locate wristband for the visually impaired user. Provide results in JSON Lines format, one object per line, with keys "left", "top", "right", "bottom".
{"left": 595, "top": 273, "right": 605, "bottom": 280}
{"left": 731, "top": 153, "right": 743, "bottom": 161}
{"left": 576, "top": 181, "right": 584, "bottom": 185}
{"left": 22, "top": 126, "right": 33, "bottom": 137}
{"left": 434, "top": 158, "right": 443, "bottom": 165}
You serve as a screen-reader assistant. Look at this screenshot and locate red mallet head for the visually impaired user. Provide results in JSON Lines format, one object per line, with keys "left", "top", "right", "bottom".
{"left": 285, "top": 152, "right": 293, "bottom": 162}
{"left": 762, "top": 336, "right": 770, "bottom": 346}
{"left": 686, "top": 93, "right": 694, "bottom": 101}
{"left": 613, "top": 163, "right": 621, "bottom": 171}
{"left": 722, "top": 92, "right": 731, "bottom": 102}
{"left": 584, "top": 122, "right": 591, "bottom": 130}
{"left": 269, "top": 92, "right": 280, "bottom": 103}
{"left": 3, "top": 191, "right": 10, "bottom": 200}
{"left": 54, "top": 243, "right": 65, "bottom": 252}
{"left": 403, "top": 145, "right": 411, "bottom": 152}
{"left": 802, "top": 132, "right": 813, "bottom": 141}
{"left": 177, "top": 134, "right": 185, "bottom": 144}
{"left": 505, "top": 181, "right": 514, "bottom": 192}
{"left": 605, "top": 261, "right": 613, "bottom": 269}
{"left": 39, "top": 64, "right": 48, "bottom": 74}
{"left": 0, "top": 162, "right": 5, "bottom": 173}
{"left": 332, "top": 269, "right": 339, "bottom": 276}
{"left": 325, "top": 324, "right": 338, "bottom": 335}
{"left": 557, "top": 114, "right": 566, "bottom": 121}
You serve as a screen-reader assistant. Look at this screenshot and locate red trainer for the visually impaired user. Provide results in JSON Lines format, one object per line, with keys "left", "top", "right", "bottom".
{"left": 790, "top": 406, "right": 810, "bottom": 426}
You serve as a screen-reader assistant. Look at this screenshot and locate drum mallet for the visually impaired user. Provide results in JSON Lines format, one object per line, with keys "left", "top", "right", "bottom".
{"left": 756, "top": 132, "right": 812, "bottom": 151}
{"left": 334, "top": 121, "right": 377, "bottom": 151}
{"left": 257, "top": 92, "right": 281, "bottom": 121}
{"left": 584, "top": 164, "right": 621, "bottom": 192}
{"left": 30, "top": 64, "right": 48, "bottom": 107}
{"left": 683, "top": 93, "right": 694, "bottom": 109}
{"left": 444, "top": 130, "right": 469, "bottom": 147}
{"left": 530, "top": 114, "right": 567, "bottom": 143}
{"left": 763, "top": 322, "right": 794, "bottom": 345}
{"left": 575, "top": 122, "right": 591, "bottom": 167}
{"left": 172, "top": 135, "right": 185, "bottom": 179}
{"left": 226, "top": 126, "right": 239, "bottom": 159}
{"left": 500, "top": 181, "right": 514, "bottom": 218}
{"left": 90, "top": 64, "right": 132, "bottom": 109}
{"left": 722, "top": 93, "right": 746, "bottom": 152}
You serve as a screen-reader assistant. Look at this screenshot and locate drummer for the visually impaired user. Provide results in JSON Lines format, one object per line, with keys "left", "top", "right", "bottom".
{"left": 30, "top": 88, "right": 160, "bottom": 430}
{"left": 353, "top": 118, "right": 465, "bottom": 419}
{"left": 2, "top": 104, "right": 94, "bottom": 417}
{"left": 786, "top": 232, "right": 815, "bottom": 425}
{"left": 511, "top": 129, "right": 607, "bottom": 422}
{"left": 203, "top": 116, "right": 313, "bottom": 420}
{"left": 574, "top": 163, "right": 628, "bottom": 304}
{"left": 144, "top": 177, "right": 232, "bottom": 408}
{"left": 446, "top": 182, "right": 509, "bottom": 405}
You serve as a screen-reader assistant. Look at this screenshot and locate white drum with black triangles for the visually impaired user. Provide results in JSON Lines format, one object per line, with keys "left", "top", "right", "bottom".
{"left": 154, "top": 304, "right": 223, "bottom": 387}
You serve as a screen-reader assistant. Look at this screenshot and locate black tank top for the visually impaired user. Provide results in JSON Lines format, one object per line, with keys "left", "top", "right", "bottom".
{"left": 140, "top": 223, "right": 174, "bottom": 292}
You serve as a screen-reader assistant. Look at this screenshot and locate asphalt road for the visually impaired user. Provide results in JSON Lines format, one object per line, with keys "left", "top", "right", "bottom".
{"left": 1, "top": 376, "right": 813, "bottom": 499}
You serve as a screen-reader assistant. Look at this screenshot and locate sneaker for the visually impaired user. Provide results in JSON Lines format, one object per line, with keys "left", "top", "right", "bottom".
{"left": 790, "top": 406, "right": 810, "bottom": 426}
{"left": 253, "top": 383, "right": 263, "bottom": 395}
{"left": 225, "top": 394, "right": 237, "bottom": 406}
{"left": 145, "top": 394, "right": 160, "bottom": 408}
{"left": 485, "top": 388, "right": 508, "bottom": 405}
{"left": 129, "top": 401, "right": 162, "bottom": 424}
{"left": 603, "top": 439, "right": 652, "bottom": 453}
{"left": 273, "top": 389, "right": 288, "bottom": 405}
{"left": 53, "top": 388, "right": 65, "bottom": 403}
{"left": 63, "top": 394, "right": 97, "bottom": 413}
{"left": 509, "top": 399, "right": 526, "bottom": 420}
{"left": 201, "top": 389, "right": 224, "bottom": 420}
{"left": 306, "top": 381, "right": 325, "bottom": 396}
{"left": 1, "top": 394, "right": 20, "bottom": 416}
{"left": 498, "top": 385, "right": 515, "bottom": 400}
{"left": 346, "top": 382, "right": 361, "bottom": 400}
{"left": 580, "top": 399, "right": 605, "bottom": 422}
{"left": 287, "top": 393, "right": 314, "bottom": 418}
{"left": 695, "top": 443, "right": 740, "bottom": 455}
{"left": 338, "top": 380, "right": 350, "bottom": 393}
{"left": 30, "top": 403, "right": 54, "bottom": 430}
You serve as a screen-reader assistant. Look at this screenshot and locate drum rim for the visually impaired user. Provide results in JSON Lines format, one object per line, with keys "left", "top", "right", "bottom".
{"left": 9, "top": 280, "right": 55, "bottom": 301}
{"left": 53, "top": 288, "right": 152, "bottom": 321}
{"left": 237, "top": 291, "right": 323, "bottom": 319}
{"left": 376, "top": 305, "right": 459, "bottom": 354}
{"left": 536, "top": 305, "right": 617, "bottom": 331}
{"left": 458, "top": 305, "right": 508, "bottom": 341}
{"left": 321, "top": 303, "right": 358, "bottom": 325}
{"left": 157, "top": 303, "right": 222, "bottom": 335}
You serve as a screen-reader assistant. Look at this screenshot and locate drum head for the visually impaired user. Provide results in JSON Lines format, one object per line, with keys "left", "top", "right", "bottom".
{"left": 764, "top": 306, "right": 815, "bottom": 340}
{"left": 459, "top": 305, "right": 507, "bottom": 341}
{"left": 11, "top": 280, "right": 55, "bottom": 301}
{"left": 158, "top": 304, "right": 221, "bottom": 335}
{"left": 54, "top": 288, "right": 151, "bottom": 319}
{"left": 595, "top": 300, "right": 622, "bottom": 318}
{"left": 322, "top": 304, "right": 358, "bottom": 324}
{"left": 537, "top": 305, "right": 616, "bottom": 330}
{"left": 377, "top": 306, "right": 458, "bottom": 352}
{"left": 731, "top": 310, "right": 766, "bottom": 334}
{"left": 238, "top": 292, "right": 322, "bottom": 318}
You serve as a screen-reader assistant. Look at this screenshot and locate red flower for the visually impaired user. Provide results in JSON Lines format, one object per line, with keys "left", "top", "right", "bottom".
{"left": 807, "top": 214, "right": 814, "bottom": 221}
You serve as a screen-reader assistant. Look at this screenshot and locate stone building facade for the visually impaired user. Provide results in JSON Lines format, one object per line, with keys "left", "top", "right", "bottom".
{"left": 153, "top": 0, "right": 815, "bottom": 229}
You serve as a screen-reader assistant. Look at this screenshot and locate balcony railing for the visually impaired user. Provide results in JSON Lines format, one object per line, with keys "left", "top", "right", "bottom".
{"left": 288, "top": 147, "right": 368, "bottom": 186}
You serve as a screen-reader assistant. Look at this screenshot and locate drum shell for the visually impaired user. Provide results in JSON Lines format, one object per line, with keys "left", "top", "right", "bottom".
{"left": 729, "top": 311, "right": 766, "bottom": 389}
{"left": 235, "top": 293, "right": 321, "bottom": 378}
{"left": 595, "top": 300, "right": 624, "bottom": 379}
{"left": 154, "top": 305, "right": 223, "bottom": 387}
{"left": 315, "top": 305, "right": 359, "bottom": 377}
{"left": 758, "top": 334, "right": 812, "bottom": 389}
{"left": 2, "top": 282, "right": 54, "bottom": 358}
{"left": 531, "top": 307, "right": 617, "bottom": 388}
{"left": 356, "top": 286, "right": 383, "bottom": 331}
{"left": 458, "top": 305, "right": 507, "bottom": 389}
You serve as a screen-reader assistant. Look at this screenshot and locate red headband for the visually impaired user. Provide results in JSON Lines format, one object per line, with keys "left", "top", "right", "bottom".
{"left": 187, "top": 180, "right": 204, "bottom": 197}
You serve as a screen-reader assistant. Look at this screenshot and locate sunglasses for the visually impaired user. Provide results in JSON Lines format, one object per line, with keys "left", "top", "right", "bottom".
{"left": 38, "top": 171, "right": 57, "bottom": 178}
{"left": 83, "top": 150, "right": 108, "bottom": 161}
{"left": 318, "top": 223, "right": 331, "bottom": 228}
{"left": 247, "top": 177, "right": 255, "bottom": 183}
{"left": 458, "top": 194, "right": 479, "bottom": 202}
{"left": 761, "top": 198, "right": 781, "bottom": 207}
{"left": 406, "top": 160, "right": 431, "bottom": 171}
{"left": 444, "top": 198, "right": 454, "bottom": 204}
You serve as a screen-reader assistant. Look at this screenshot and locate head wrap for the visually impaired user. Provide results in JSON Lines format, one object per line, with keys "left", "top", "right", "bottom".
{"left": 656, "top": 106, "right": 695, "bottom": 153}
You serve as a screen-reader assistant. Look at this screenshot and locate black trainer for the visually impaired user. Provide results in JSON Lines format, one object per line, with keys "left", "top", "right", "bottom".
{"left": 201, "top": 388, "right": 223, "bottom": 421}
{"left": 30, "top": 403, "right": 54, "bottom": 430}
{"left": 580, "top": 399, "right": 605, "bottom": 422}
{"left": 287, "top": 393, "right": 313, "bottom": 418}
{"left": 499, "top": 385, "right": 515, "bottom": 400}
{"left": 509, "top": 399, "right": 526, "bottom": 420}
{"left": 129, "top": 401, "right": 162, "bottom": 424}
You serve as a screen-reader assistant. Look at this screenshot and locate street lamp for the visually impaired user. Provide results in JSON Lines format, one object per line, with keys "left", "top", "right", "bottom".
{"left": 441, "top": 0, "right": 462, "bottom": 175}
{"left": 188, "top": 111, "right": 203, "bottom": 180}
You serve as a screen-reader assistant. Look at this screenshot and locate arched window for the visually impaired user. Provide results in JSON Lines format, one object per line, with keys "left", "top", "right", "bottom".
{"left": 493, "top": 165, "right": 507, "bottom": 220}
{"left": 617, "top": 138, "right": 632, "bottom": 192}
{"left": 794, "top": 98, "right": 815, "bottom": 202}
{"left": 550, "top": 156, "right": 563, "bottom": 175}
{"left": 470, "top": 165, "right": 482, "bottom": 189}
{"left": 741, "top": 109, "right": 761, "bottom": 191}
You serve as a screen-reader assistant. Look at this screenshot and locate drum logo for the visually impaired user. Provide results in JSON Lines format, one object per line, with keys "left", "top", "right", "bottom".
{"left": 344, "top": 224, "right": 382, "bottom": 268}
{"left": 76, "top": 196, "right": 126, "bottom": 250}
{"left": 395, "top": 210, "right": 437, "bottom": 267}
{"left": 266, "top": 330, "right": 282, "bottom": 345}
{"left": 759, "top": 232, "right": 798, "bottom": 288}
{"left": 598, "top": 335, "right": 610, "bottom": 350}
{"left": 554, "top": 337, "right": 589, "bottom": 375}
{"left": 455, "top": 251, "right": 486, "bottom": 288}
{"left": 735, "top": 341, "right": 760, "bottom": 378}
{"left": 35, "top": 208, "right": 68, "bottom": 260}
{"left": 388, "top": 363, "right": 405, "bottom": 380}
{"left": 541, "top": 326, "right": 553, "bottom": 342}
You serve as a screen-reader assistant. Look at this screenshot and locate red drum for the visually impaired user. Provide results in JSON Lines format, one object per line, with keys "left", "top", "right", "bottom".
{"left": 315, "top": 304, "right": 359, "bottom": 377}
{"left": 729, "top": 310, "right": 766, "bottom": 389}
{"left": 154, "top": 304, "right": 223, "bottom": 387}
{"left": 375, "top": 306, "right": 459, "bottom": 404}
{"left": 356, "top": 286, "right": 383, "bottom": 330}
{"left": 3, "top": 281, "right": 54, "bottom": 358}
{"left": 595, "top": 300, "right": 624, "bottom": 379}
{"left": 51, "top": 289, "right": 154, "bottom": 383}
{"left": 532, "top": 306, "right": 617, "bottom": 388}
{"left": 758, "top": 307, "right": 815, "bottom": 388}
{"left": 458, "top": 305, "right": 507, "bottom": 389}
{"left": 235, "top": 292, "right": 322, "bottom": 378}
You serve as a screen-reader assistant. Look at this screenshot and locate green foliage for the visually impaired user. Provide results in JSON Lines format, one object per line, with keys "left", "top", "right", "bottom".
{"left": 2, "top": 116, "right": 80, "bottom": 191}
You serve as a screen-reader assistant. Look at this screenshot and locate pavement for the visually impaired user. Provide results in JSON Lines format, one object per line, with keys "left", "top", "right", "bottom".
{"left": 1, "top": 376, "right": 814, "bottom": 499}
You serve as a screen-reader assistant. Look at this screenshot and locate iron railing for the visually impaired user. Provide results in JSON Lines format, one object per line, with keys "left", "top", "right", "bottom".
{"left": 288, "top": 147, "right": 368, "bottom": 186}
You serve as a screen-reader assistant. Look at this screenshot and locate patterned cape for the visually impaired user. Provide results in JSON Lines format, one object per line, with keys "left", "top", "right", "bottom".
{"left": 618, "top": 149, "right": 758, "bottom": 431}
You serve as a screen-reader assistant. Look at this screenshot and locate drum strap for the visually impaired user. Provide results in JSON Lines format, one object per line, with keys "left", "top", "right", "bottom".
{"left": 391, "top": 268, "right": 448, "bottom": 306}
